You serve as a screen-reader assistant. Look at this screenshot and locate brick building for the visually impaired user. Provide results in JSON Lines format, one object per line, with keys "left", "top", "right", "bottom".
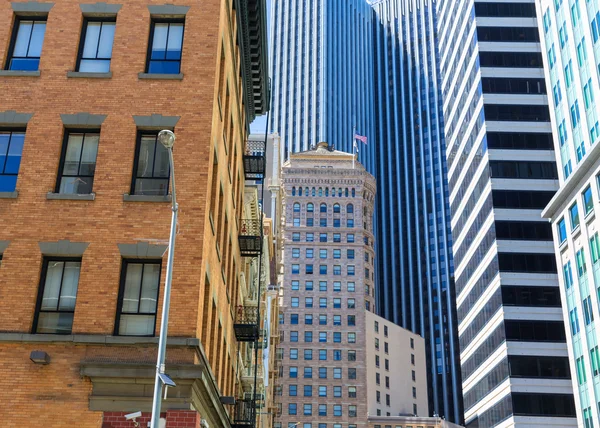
{"left": 274, "top": 142, "right": 429, "bottom": 428}
{"left": 0, "top": 0, "right": 270, "bottom": 427}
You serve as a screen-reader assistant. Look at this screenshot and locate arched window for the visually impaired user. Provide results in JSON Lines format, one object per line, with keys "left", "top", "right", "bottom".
{"left": 332, "top": 187, "right": 336, "bottom": 197}
{"left": 292, "top": 187, "right": 296, "bottom": 196}
{"left": 320, "top": 203, "right": 327, "bottom": 213}
{"left": 351, "top": 188, "right": 355, "bottom": 197}
{"left": 338, "top": 188, "right": 342, "bottom": 197}
{"left": 305, "top": 187, "right": 309, "bottom": 196}
{"left": 298, "top": 187, "right": 303, "bottom": 196}
{"left": 345, "top": 188, "right": 349, "bottom": 197}
{"left": 319, "top": 188, "right": 323, "bottom": 197}
{"left": 312, "top": 188, "right": 316, "bottom": 196}
{"left": 325, "top": 188, "right": 329, "bottom": 197}
{"left": 347, "top": 204, "right": 354, "bottom": 214}
{"left": 307, "top": 203, "right": 314, "bottom": 213}
{"left": 294, "top": 203, "right": 300, "bottom": 212}
{"left": 333, "top": 204, "right": 341, "bottom": 213}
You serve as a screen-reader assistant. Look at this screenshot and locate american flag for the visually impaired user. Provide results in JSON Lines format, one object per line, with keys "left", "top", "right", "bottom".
{"left": 354, "top": 133, "right": 368, "bottom": 144}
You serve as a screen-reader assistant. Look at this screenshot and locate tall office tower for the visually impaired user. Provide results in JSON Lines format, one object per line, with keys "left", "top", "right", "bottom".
{"left": 275, "top": 142, "right": 430, "bottom": 428}
{"left": 371, "top": 1, "right": 463, "bottom": 422}
{"left": 436, "top": 1, "right": 576, "bottom": 427}
{"left": 268, "top": 0, "right": 376, "bottom": 171}
{"left": 0, "top": 1, "right": 272, "bottom": 427}
{"left": 536, "top": 0, "right": 600, "bottom": 426}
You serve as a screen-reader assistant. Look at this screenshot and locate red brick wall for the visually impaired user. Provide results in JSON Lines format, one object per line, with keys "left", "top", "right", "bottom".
{"left": 102, "top": 410, "right": 200, "bottom": 428}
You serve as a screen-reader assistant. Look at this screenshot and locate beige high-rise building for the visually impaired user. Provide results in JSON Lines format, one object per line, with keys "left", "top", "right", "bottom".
{"left": 274, "top": 142, "right": 428, "bottom": 428}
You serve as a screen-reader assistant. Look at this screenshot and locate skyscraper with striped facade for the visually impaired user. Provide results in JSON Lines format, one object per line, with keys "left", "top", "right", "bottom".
{"left": 537, "top": 0, "right": 600, "bottom": 426}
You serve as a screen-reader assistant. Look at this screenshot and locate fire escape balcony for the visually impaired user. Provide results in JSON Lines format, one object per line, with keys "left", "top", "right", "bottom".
{"left": 241, "top": 365, "right": 264, "bottom": 387}
{"left": 230, "top": 399, "right": 255, "bottom": 428}
{"left": 238, "top": 219, "right": 262, "bottom": 257}
{"left": 243, "top": 139, "right": 265, "bottom": 180}
{"left": 234, "top": 306, "right": 260, "bottom": 342}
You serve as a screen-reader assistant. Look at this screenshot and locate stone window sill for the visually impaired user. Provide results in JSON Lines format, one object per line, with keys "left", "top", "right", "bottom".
{"left": 138, "top": 72, "right": 183, "bottom": 80}
{"left": 47, "top": 192, "right": 95, "bottom": 201}
{"left": 0, "top": 191, "right": 18, "bottom": 199}
{"left": 0, "top": 70, "right": 40, "bottom": 77}
{"left": 123, "top": 194, "right": 171, "bottom": 202}
{"left": 67, "top": 71, "right": 112, "bottom": 79}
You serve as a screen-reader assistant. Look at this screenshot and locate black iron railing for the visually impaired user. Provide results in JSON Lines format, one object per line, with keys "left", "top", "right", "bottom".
{"left": 243, "top": 140, "right": 266, "bottom": 180}
{"left": 234, "top": 306, "right": 259, "bottom": 342}
{"left": 239, "top": 219, "right": 262, "bottom": 257}
{"left": 230, "top": 399, "right": 255, "bottom": 428}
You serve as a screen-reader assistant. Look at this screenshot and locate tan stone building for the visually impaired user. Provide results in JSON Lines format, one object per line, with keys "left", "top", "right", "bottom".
{"left": 274, "top": 143, "right": 428, "bottom": 428}
{"left": 0, "top": 0, "right": 271, "bottom": 426}
{"left": 368, "top": 416, "right": 464, "bottom": 428}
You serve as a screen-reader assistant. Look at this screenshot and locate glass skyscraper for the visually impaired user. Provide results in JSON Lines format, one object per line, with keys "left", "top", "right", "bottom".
{"left": 436, "top": 0, "right": 575, "bottom": 427}
{"left": 270, "top": 0, "right": 462, "bottom": 422}
{"left": 537, "top": 0, "right": 600, "bottom": 426}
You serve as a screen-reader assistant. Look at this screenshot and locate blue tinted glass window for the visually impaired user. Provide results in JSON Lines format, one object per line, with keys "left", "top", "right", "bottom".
{"left": 148, "top": 21, "right": 184, "bottom": 74}
{"left": 0, "top": 131, "right": 25, "bottom": 192}
{"left": 8, "top": 19, "right": 46, "bottom": 71}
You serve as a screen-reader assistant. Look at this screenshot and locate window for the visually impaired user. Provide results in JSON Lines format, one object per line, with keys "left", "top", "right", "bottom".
{"left": 292, "top": 264, "right": 300, "bottom": 274}
{"left": 377, "top": 391, "right": 381, "bottom": 402}
{"left": 319, "top": 349, "right": 327, "bottom": 360}
{"left": 319, "top": 314, "right": 327, "bottom": 325}
{"left": 583, "top": 186, "right": 594, "bottom": 215}
{"left": 291, "top": 297, "right": 299, "bottom": 307}
{"left": 319, "top": 367, "right": 327, "bottom": 378}
{"left": 334, "top": 367, "right": 342, "bottom": 379}
{"left": 319, "top": 249, "right": 327, "bottom": 259}
{"left": 320, "top": 297, "right": 327, "bottom": 308}
{"left": 320, "top": 233, "right": 327, "bottom": 242}
{"left": 348, "top": 386, "right": 357, "bottom": 398}
{"left": 320, "top": 203, "right": 327, "bottom": 213}
{"left": 290, "top": 348, "right": 298, "bottom": 360}
{"left": 319, "top": 332, "right": 327, "bottom": 342}
{"left": 320, "top": 218, "right": 327, "bottom": 227}
{"left": 77, "top": 18, "right": 116, "bottom": 72}
{"left": 306, "top": 217, "right": 313, "bottom": 226}
{"left": 289, "top": 367, "right": 298, "bottom": 378}
{"left": 290, "top": 331, "right": 298, "bottom": 342}
{"left": 349, "top": 405, "right": 357, "bottom": 417}
{"left": 319, "top": 386, "right": 327, "bottom": 397}
{"left": 348, "top": 332, "right": 356, "bottom": 343}
{"left": 348, "top": 298, "right": 356, "bottom": 309}
{"left": 288, "top": 403, "right": 297, "bottom": 415}
{"left": 306, "top": 233, "right": 314, "bottom": 242}
{"left": 306, "top": 264, "right": 313, "bottom": 274}
{"left": 305, "top": 331, "right": 313, "bottom": 342}
{"left": 333, "top": 265, "right": 341, "bottom": 275}
{"left": 333, "top": 249, "right": 341, "bottom": 259}
{"left": 348, "top": 266, "right": 355, "bottom": 276}
{"left": 348, "top": 351, "right": 356, "bottom": 362}
{"left": 319, "top": 281, "right": 327, "bottom": 291}
{"left": 306, "top": 281, "right": 313, "bottom": 291}
{"left": 290, "top": 314, "right": 298, "bottom": 325}
{"left": 0, "top": 130, "right": 25, "bottom": 192}
{"left": 348, "top": 315, "right": 356, "bottom": 326}
{"left": 146, "top": 19, "right": 184, "bottom": 74}
{"left": 334, "top": 405, "right": 342, "bottom": 416}
{"left": 291, "top": 280, "right": 299, "bottom": 290}
{"left": 333, "top": 315, "right": 341, "bottom": 326}
{"left": 375, "top": 338, "right": 380, "bottom": 350}
{"left": 347, "top": 234, "right": 355, "bottom": 242}
{"left": 334, "top": 387, "right": 342, "bottom": 398}
{"left": 34, "top": 258, "right": 81, "bottom": 334}
{"left": 376, "top": 373, "right": 381, "bottom": 384}
{"left": 305, "top": 314, "right": 313, "bottom": 324}
{"left": 333, "top": 298, "right": 341, "bottom": 308}
{"left": 320, "top": 265, "right": 327, "bottom": 274}
{"left": 333, "top": 281, "right": 341, "bottom": 291}
{"left": 116, "top": 260, "right": 161, "bottom": 336}
{"left": 292, "top": 248, "right": 300, "bottom": 258}
{"left": 334, "top": 203, "right": 340, "bottom": 213}
{"left": 132, "top": 132, "right": 170, "bottom": 195}
{"left": 292, "top": 233, "right": 300, "bottom": 242}
{"left": 334, "top": 332, "right": 341, "bottom": 342}
{"left": 289, "top": 385, "right": 297, "bottom": 396}
{"left": 347, "top": 219, "right": 354, "bottom": 227}
{"left": 385, "top": 359, "right": 389, "bottom": 370}
{"left": 347, "top": 249, "right": 355, "bottom": 259}
{"left": 385, "top": 376, "right": 390, "bottom": 388}
{"left": 376, "top": 355, "right": 380, "bottom": 367}
{"left": 306, "top": 248, "right": 314, "bottom": 258}
{"left": 412, "top": 370, "right": 416, "bottom": 381}
{"left": 569, "top": 203, "right": 580, "bottom": 230}
{"left": 319, "top": 404, "right": 327, "bottom": 417}
{"left": 304, "top": 367, "right": 312, "bottom": 378}
{"left": 410, "top": 338, "right": 414, "bottom": 349}
{"left": 334, "top": 350, "right": 342, "bottom": 360}
{"left": 304, "top": 385, "right": 312, "bottom": 397}
{"left": 348, "top": 282, "right": 355, "bottom": 292}
{"left": 347, "top": 204, "right": 354, "bottom": 213}
{"left": 333, "top": 233, "right": 341, "bottom": 242}
{"left": 411, "top": 354, "right": 415, "bottom": 365}
{"left": 307, "top": 203, "right": 314, "bottom": 212}
{"left": 557, "top": 218, "right": 567, "bottom": 243}
{"left": 6, "top": 17, "right": 46, "bottom": 71}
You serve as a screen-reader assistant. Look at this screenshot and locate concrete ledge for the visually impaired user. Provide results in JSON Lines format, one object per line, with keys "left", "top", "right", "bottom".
{"left": 11, "top": 1, "right": 54, "bottom": 14}
{"left": 67, "top": 71, "right": 112, "bottom": 79}
{"left": 0, "top": 110, "right": 33, "bottom": 126}
{"left": 61, "top": 112, "right": 107, "bottom": 127}
{"left": 0, "top": 332, "right": 200, "bottom": 347}
{"left": 0, "top": 191, "right": 18, "bottom": 199}
{"left": 80, "top": 2, "right": 122, "bottom": 16}
{"left": 138, "top": 72, "right": 183, "bottom": 80}
{"left": 147, "top": 4, "right": 189, "bottom": 16}
{"left": 0, "top": 70, "right": 40, "bottom": 77}
{"left": 123, "top": 194, "right": 171, "bottom": 202}
{"left": 47, "top": 192, "right": 95, "bottom": 201}
{"left": 117, "top": 242, "right": 168, "bottom": 258}
{"left": 39, "top": 240, "right": 89, "bottom": 256}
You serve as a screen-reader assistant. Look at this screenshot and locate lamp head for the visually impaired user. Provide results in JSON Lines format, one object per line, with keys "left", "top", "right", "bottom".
{"left": 158, "top": 129, "right": 176, "bottom": 149}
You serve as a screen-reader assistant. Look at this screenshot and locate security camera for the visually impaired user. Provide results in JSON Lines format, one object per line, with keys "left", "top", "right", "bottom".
{"left": 125, "top": 411, "right": 142, "bottom": 420}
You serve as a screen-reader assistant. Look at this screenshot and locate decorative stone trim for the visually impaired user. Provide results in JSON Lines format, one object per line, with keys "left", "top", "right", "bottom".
{"left": 132, "top": 114, "right": 180, "bottom": 129}
{"left": 38, "top": 240, "right": 90, "bottom": 256}
{"left": 147, "top": 4, "right": 189, "bottom": 17}
{"left": 11, "top": 1, "right": 54, "bottom": 14}
{"left": 66, "top": 71, "right": 112, "bottom": 79}
{"left": 0, "top": 70, "right": 40, "bottom": 77}
{"left": 138, "top": 72, "right": 183, "bottom": 80}
{"left": 117, "top": 242, "right": 168, "bottom": 258}
{"left": 46, "top": 192, "right": 95, "bottom": 201}
{"left": 60, "top": 112, "right": 107, "bottom": 127}
{"left": 122, "top": 194, "right": 171, "bottom": 203}
{"left": 0, "top": 110, "right": 33, "bottom": 126}
{"left": 79, "top": 2, "right": 122, "bottom": 16}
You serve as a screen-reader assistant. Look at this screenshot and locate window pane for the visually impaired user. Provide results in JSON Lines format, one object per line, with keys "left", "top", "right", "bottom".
{"left": 63, "top": 134, "right": 84, "bottom": 175}
{"left": 79, "top": 58, "right": 110, "bottom": 73}
{"left": 137, "top": 136, "right": 157, "bottom": 177}
{"left": 139, "top": 264, "right": 160, "bottom": 313}
{"left": 122, "top": 263, "right": 143, "bottom": 313}
{"left": 13, "top": 21, "right": 33, "bottom": 56}
{"left": 5, "top": 133, "right": 24, "bottom": 174}
{"left": 82, "top": 22, "right": 101, "bottom": 58}
{"left": 166, "top": 23, "right": 183, "bottom": 59}
{"left": 80, "top": 134, "right": 99, "bottom": 175}
{"left": 28, "top": 22, "right": 46, "bottom": 57}
{"left": 58, "top": 261, "right": 80, "bottom": 311}
{"left": 118, "top": 314, "right": 154, "bottom": 335}
{"left": 36, "top": 312, "right": 74, "bottom": 334}
{"left": 97, "top": 22, "right": 115, "bottom": 58}
{"left": 151, "top": 23, "right": 168, "bottom": 59}
{"left": 41, "top": 261, "right": 64, "bottom": 310}
{"left": 153, "top": 143, "right": 170, "bottom": 177}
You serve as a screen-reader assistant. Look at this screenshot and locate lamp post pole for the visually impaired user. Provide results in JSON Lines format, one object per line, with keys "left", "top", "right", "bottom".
{"left": 150, "top": 130, "right": 178, "bottom": 428}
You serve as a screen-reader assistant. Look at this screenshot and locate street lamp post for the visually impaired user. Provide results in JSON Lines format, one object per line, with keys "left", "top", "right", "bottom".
{"left": 150, "top": 129, "right": 178, "bottom": 428}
